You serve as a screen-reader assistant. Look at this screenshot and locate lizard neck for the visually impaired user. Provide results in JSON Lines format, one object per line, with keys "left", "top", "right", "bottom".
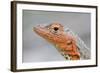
{"left": 55, "top": 42, "right": 80, "bottom": 60}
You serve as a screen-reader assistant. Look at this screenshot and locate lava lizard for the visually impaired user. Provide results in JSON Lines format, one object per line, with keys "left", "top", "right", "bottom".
{"left": 33, "top": 22, "right": 90, "bottom": 60}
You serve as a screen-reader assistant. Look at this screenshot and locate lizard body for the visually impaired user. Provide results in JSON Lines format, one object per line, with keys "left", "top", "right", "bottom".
{"left": 33, "top": 22, "right": 88, "bottom": 60}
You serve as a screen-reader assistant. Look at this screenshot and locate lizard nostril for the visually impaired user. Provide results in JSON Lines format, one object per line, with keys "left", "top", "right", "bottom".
{"left": 54, "top": 27, "right": 59, "bottom": 31}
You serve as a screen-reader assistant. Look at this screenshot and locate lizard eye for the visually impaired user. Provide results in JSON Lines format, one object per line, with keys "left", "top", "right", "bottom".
{"left": 54, "top": 27, "right": 59, "bottom": 31}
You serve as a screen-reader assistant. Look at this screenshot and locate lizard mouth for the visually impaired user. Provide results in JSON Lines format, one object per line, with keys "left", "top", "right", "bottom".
{"left": 33, "top": 25, "right": 49, "bottom": 37}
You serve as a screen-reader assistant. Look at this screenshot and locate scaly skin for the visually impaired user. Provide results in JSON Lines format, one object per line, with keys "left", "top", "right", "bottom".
{"left": 33, "top": 22, "right": 80, "bottom": 60}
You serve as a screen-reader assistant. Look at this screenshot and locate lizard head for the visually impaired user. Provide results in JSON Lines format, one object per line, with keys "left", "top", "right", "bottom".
{"left": 33, "top": 22, "right": 67, "bottom": 44}
{"left": 33, "top": 23, "right": 80, "bottom": 60}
